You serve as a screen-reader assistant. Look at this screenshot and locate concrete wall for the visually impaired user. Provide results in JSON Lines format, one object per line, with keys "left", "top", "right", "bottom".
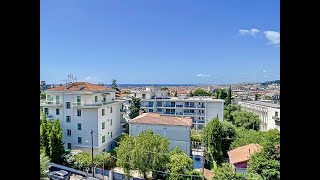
{"left": 205, "top": 101, "right": 224, "bottom": 122}
{"left": 129, "top": 123, "right": 191, "bottom": 155}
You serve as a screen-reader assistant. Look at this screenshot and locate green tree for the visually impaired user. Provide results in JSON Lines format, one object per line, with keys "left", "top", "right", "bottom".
{"left": 49, "top": 119, "right": 65, "bottom": 164}
{"left": 220, "top": 121, "right": 237, "bottom": 157}
{"left": 116, "top": 130, "right": 170, "bottom": 179}
{"left": 230, "top": 128, "right": 264, "bottom": 149}
{"left": 231, "top": 111, "right": 261, "bottom": 130}
{"left": 247, "top": 150, "right": 280, "bottom": 180}
{"left": 254, "top": 94, "right": 261, "bottom": 100}
{"left": 111, "top": 79, "right": 118, "bottom": 90}
{"left": 192, "top": 89, "right": 213, "bottom": 96}
{"left": 223, "top": 104, "right": 241, "bottom": 123}
{"left": 40, "top": 92, "right": 46, "bottom": 100}
{"left": 212, "top": 163, "right": 243, "bottom": 180}
{"left": 40, "top": 114, "right": 51, "bottom": 157}
{"left": 263, "top": 95, "right": 272, "bottom": 100}
{"left": 40, "top": 153, "right": 50, "bottom": 179}
{"left": 174, "top": 91, "right": 178, "bottom": 97}
{"left": 216, "top": 89, "right": 228, "bottom": 100}
{"left": 225, "top": 86, "right": 232, "bottom": 106}
{"left": 161, "top": 87, "right": 169, "bottom": 91}
{"left": 166, "top": 147, "right": 193, "bottom": 180}
{"left": 94, "top": 152, "right": 114, "bottom": 169}
{"left": 129, "top": 97, "right": 141, "bottom": 119}
{"left": 203, "top": 118, "right": 224, "bottom": 166}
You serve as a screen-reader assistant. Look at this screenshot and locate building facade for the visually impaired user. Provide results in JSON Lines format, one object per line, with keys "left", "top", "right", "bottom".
{"left": 40, "top": 82, "right": 123, "bottom": 154}
{"left": 238, "top": 101, "right": 280, "bottom": 131}
{"left": 130, "top": 87, "right": 224, "bottom": 130}
{"left": 129, "top": 113, "right": 192, "bottom": 155}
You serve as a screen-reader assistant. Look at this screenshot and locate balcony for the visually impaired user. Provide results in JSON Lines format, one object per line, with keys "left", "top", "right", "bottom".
{"left": 192, "top": 120, "right": 205, "bottom": 124}
{"left": 175, "top": 105, "right": 184, "bottom": 108}
{"left": 40, "top": 100, "right": 62, "bottom": 107}
{"left": 45, "top": 115, "right": 54, "bottom": 120}
{"left": 141, "top": 105, "right": 154, "bottom": 108}
{"left": 272, "top": 116, "right": 280, "bottom": 121}
{"left": 71, "top": 101, "right": 115, "bottom": 108}
{"left": 163, "top": 105, "right": 175, "bottom": 107}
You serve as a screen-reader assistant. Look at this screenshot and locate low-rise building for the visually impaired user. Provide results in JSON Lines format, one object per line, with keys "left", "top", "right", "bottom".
{"left": 129, "top": 113, "right": 192, "bottom": 155}
{"left": 238, "top": 100, "right": 280, "bottom": 131}
{"left": 40, "top": 82, "right": 123, "bottom": 154}
{"left": 227, "top": 143, "right": 262, "bottom": 173}
{"left": 130, "top": 87, "right": 224, "bottom": 130}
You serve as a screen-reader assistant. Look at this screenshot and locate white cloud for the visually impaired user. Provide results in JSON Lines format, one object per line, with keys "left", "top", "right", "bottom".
{"left": 264, "top": 31, "right": 280, "bottom": 45}
{"left": 84, "top": 76, "right": 98, "bottom": 82}
{"left": 239, "top": 28, "right": 260, "bottom": 37}
{"left": 263, "top": 69, "right": 267, "bottom": 73}
{"left": 196, "top": 74, "right": 211, "bottom": 77}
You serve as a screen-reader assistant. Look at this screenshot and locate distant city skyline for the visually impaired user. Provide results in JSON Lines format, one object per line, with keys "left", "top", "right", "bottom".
{"left": 41, "top": 0, "right": 279, "bottom": 84}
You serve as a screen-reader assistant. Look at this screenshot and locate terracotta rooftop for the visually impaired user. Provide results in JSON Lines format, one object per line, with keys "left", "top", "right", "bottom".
{"left": 129, "top": 113, "right": 192, "bottom": 127}
{"left": 227, "top": 143, "right": 262, "bottom": 165}
{"left": 47, "top": 82, "right": 114, "bottom": 92}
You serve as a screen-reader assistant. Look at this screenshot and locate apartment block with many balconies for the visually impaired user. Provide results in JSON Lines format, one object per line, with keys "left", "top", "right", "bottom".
{"left": 130, "top": 87, "right": 224, "bottom": 130}
{"left": 40, "top": 82, "right": 123, "bottom": 154}
{"left": 238, "top": 100, "right": 280, "bottom": 131}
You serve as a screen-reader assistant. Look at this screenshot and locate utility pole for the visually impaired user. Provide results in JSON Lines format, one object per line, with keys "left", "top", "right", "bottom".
{"left": 91, "top": 129, "right": 94, "bottom": 177}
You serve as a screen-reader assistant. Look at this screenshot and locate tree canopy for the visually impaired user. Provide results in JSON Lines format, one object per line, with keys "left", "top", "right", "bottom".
{"left": 203, "top": 118, "right": 224, "bottom": 166}
{"left": 216, "top": 89, "right": 228, "bottom": 100}
{"left": 220, "top": 121, "right": 237, "bottom": 157}
{"left": 231, "top": 110, "right": 261, "bottom": 130}
{"left": 40, "top": 153, "right": 50, "bottom": 179}
{"left": 115, "top": 130, "right": 170, "bottom": 179}
{"left": 225, "top": 86, "right": 232, "bottom": 106}
{"left": 212, "top": 163, "right": 243, "bottom": 180}
{"left": 166, "top": 147, "right": 194, "bottom": 180}
{"left": 129, "top": 97, "right": 141, "bottom": 119}
{"left": 49, "top": 119, "right": 65, "bottom": 164}
{"left": 190, "top": 89, "right": 214, "bottom": 97}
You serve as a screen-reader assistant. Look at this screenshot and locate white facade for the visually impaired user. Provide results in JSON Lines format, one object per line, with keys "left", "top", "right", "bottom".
{"left": 131, "top": 87, "right": 224, "bottom": 130}
{"left": 129, "top": 122, "right": 191, "bottom": 156}
{"left": 40, "top": 83, "right": 123, "bottom": 154}
{"left": 238, "top": 101, "right": 280, "bottom": 131}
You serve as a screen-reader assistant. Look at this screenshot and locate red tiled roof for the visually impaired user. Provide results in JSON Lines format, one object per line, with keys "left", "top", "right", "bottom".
{"left": 203, "top": 168, "right": 214, "bottom": 180}
{"left": 129, "top": 113, "right": 192, "bottom": 127}
{"left": 227, "top": 143, "right": 262, "bottom": 165}
{"left": 47, "top": 82, "right": 114, "bottom": 92}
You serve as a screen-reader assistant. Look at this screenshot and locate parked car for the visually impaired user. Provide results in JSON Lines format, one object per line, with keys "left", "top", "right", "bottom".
{"left": 48, "top": 170, "right": 70, "bottom": 180}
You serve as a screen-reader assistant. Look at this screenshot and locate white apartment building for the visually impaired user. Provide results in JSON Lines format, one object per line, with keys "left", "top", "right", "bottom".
{"left": 130, "top": 87, "right": 224, "bottom": 130}
{"left": 40, "top": 82, "right": 123, "bottom": 154}
{"left": 238, "top": 101, "right": 280, "bottom": 131}
{"left": 129, "top": 113, "right": 192, "bottom": 156}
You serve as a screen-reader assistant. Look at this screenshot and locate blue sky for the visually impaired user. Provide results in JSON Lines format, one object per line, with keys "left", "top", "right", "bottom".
{"left": 40, "top": 0, "right": 280, "bottom": 84}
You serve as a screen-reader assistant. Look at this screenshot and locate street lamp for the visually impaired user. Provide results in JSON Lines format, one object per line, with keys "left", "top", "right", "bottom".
{"left": 85, "top": 129, "right": 94, "bottom": 177}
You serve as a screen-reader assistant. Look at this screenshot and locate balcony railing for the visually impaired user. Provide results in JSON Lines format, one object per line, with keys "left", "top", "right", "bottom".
{"left": 192, "top": 120, "right": 205, "bottom": 124}
{"left": 163, "top": 105, "right": 175, "bottom": 107}
{"left": 40, "top": 100, "right": 62, "bottom": 106}
{"left": 71, "top": 101, "right": 114, "bottom": 107}
{"left": 141, "top": 105, "right": 154, "bottom": 108}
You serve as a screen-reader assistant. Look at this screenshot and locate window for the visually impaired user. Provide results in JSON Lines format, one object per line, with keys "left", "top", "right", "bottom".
{"left": 102, "top": 122, "right": 105, "bottom": 130}
{"left": 66, "top": 102, "right": 71, "bottom": 109}
{"left": 67, "top": 143, "right": 71, "bottom": 149}
{"left": 44, "top": 108, "right": 49, "bottom": 115}
{"left": 56, "top": 109, "right": 60, "bottom": 115}
{"left": 47, "top": 95, "right": 51, "bottom": 104}
{"left": 77, "top": 109, "right": 81, "bottom": 116}
{"left": 275, "top": 111, "right": 278, "bottom": 117}
{"left": 110, "top": 107, "right": 113, "bottom": 113}
{"left": 163, "top": 128, "right": 167, "bottom": 136}
{"left": 95, "top": 96, "right": 98, "bottom": 102}
{"left": 102, "top": 109, "right": 105, "bottom": 116}
{"left": 66, "top": 116, "right": 71, "bottom": 122}
{"left": 77, "top": 123, "right": 81, "bottom": 130}
{"left": 110, "top": 132, "right": 112, "bottom": 138}
{"left": 78, "top": 137, "right": 82, "bottom": 144}
{"left": 149, "top": 109, "right": 153, "bottom": 112}
{"left": 76, "top": 96, "right": 81, "bottom": 105}
{"left": 56, "top": 95, "right": 60, "bottom": 104}
{"left": 67, "top": 129, "right": 71, "bottom": 136}
{"left": 110, "top": 119, "right": 112, "bottom": 126}
{"left": 102, "top": 136, "right": 105, "bottom": 143}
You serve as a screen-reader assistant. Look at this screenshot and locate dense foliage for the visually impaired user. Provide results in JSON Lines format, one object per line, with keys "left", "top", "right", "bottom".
{"left": 40, "top": 153, "right": 50, "bottom": 179}
{"left": 116, "top": 130, "right": 170, "bottom": 179}
{"left": 166, "top": 147, "right": 194, "bottom": 180}
{"left": 129, "top": 97, "right": 141, "bottom": 119}
{"left": 212, "top": 163, "right": 243, "bottom": 180}
{"left": 189, "top": 89, "right": 214, "bottom": 97}
{"left": 231, "top": 111, "right": 261, "bottom": 130}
